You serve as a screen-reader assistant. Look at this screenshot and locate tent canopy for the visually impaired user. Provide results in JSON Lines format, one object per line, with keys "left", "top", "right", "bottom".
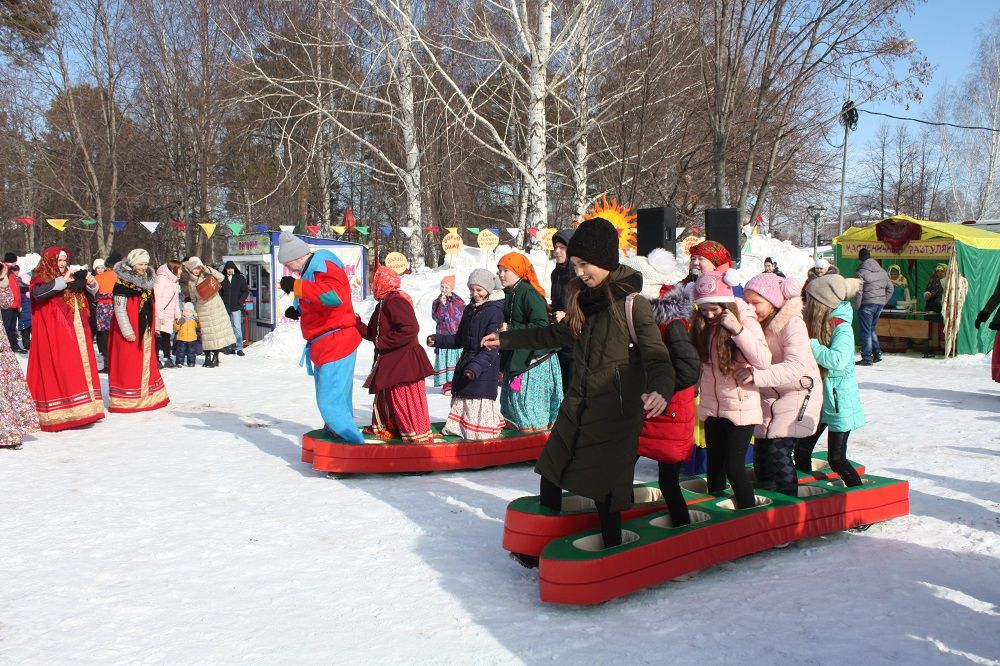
{"left": 834, "top": 215, "right": 1000, "bottom": 355}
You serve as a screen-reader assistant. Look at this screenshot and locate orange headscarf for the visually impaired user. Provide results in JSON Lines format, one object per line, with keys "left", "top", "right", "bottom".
{"left": 498, "top": 252, "right": 545, "bottom": 297}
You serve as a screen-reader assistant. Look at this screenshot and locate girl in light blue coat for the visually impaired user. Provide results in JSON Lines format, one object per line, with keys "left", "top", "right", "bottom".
{"left": 794, "top": 274, "right": 865, "bottom": 486}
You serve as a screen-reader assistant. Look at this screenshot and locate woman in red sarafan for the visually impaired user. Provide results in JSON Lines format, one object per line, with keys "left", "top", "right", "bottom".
{"left": 357, "top": 266, "right": 435, "bottom": 443}
{"left": 108, "top": 249, "right": 170, "bottom": 413}
{"left": 26, "top": 247, "right": 105, "bottom": 431}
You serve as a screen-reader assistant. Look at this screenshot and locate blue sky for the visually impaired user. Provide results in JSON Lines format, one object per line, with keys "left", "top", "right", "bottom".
{"left": 849, "top": 0, "right": 999, "bottom": 149}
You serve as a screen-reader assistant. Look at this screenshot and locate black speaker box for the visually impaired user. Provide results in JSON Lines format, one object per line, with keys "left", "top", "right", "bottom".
{"left": 704, "top": 207, "right": 741, "bottom": 266}
{"left": 636, "top": 206, "right": 677, "bottom": 256}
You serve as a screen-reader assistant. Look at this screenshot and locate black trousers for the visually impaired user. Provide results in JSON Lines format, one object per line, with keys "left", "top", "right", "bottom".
{"left": 2, "top": 308, "right": 21, "bottom": 350}
{"left": 19, "top": 326, "right": 30, "bottom": 350}
{"left": 704, "top": 416, "right": 756, "bottom": 509}
{"left": 794, "top": 424, "right": 862, "bottom": 487}
{"left": 540, "top": 475, "right": 622, "bottom": 548}
{"left": 158, "top": 331, "right": 173, "bottom": 360}
{"left": 96, "top": 330, "right": 109, "bottom": 361}
{"left": 754, "top": 437, "right": 798, "bottom": 496}
{"left": 658, "top": 461, "right": 690, "bottom": 527}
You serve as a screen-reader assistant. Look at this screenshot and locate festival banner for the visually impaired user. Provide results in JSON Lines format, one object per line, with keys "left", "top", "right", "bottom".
{"left": 80, "top": 218, "right": 97, "bottom": 226}
{"left": 139, "top": 221, "right": 160, "bottom": 233}
{"left": 198, "top": 222, "right": 217, "bottom": 239}
{"left": 279, "top": 224, "right": 295, "bottom": 233}
{"left": 227, "top": 223, "right": 244, "bottom": 236}
{"left": 840, "top": 239, "right": 952, "bottom": 260}
{"left": 307, "top": 225, "right": 321, "bottom": 237}
{"left": 112, "top": 220, "right": 129, "bottom": 233}
{"left": 46, "top": 218, "right": 68, "bottom": 232}
{"left": 399, "top": 226, "right": 417, "bottom": 238}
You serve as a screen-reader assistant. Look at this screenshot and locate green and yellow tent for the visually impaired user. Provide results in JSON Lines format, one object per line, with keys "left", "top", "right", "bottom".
{"left": 834, "top": 216, "right": 1000, "bottom": 356}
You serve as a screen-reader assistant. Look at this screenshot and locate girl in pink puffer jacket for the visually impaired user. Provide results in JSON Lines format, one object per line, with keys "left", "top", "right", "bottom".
{"left": 738, "top": 273, "right": 823, "bottom": 497}
{"left": 691, "top": 269, "right": 771, "bottom": 509}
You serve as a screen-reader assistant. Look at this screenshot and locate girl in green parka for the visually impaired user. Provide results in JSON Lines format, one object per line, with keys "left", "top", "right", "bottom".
{"left": 794, "top": 274, "right": 865, "bottom": 487}
{"left": 495, "top": 252, "right": 563, "bottom": 432}
{"left": 483, "top": 219, "right": 675, "bottom": 563}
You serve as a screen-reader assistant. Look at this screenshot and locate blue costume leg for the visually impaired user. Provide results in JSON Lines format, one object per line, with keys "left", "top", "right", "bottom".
{"left": 314, "top": 350, "right": 364, "bottom": 443}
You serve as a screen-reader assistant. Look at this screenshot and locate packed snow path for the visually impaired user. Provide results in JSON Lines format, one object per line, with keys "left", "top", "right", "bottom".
{"left": 2, "top": 343, "right": 998, "bottom": 664}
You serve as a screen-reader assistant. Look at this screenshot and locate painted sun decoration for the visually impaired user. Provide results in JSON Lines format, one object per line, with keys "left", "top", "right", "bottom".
{"left": 583, "top": 193, "right": 637, "bottom": 252}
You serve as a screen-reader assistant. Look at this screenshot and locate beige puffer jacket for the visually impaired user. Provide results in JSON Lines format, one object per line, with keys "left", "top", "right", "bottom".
{"left": 187, "top": 266, "right": 236, "bottom": 351}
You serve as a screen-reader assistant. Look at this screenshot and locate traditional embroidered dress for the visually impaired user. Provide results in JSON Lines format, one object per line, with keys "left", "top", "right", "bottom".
{"left": 26, "top": 247, "right": 105, "bottom": 431}
{"left": 108, "top": 261, "right": 170, "bottom": 413}
{"left": 0, "top": 305, "right": 38, "bottom": 447}
{"left": 359, "top": 267, "right": 434, "bottom": 443}
{"left": 431, "top": 293, "right": 464, "bottom": 387}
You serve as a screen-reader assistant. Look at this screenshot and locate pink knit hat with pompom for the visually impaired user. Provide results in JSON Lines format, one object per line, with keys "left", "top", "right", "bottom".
{"left": 694, "top": 269, "right": 741, "bottom": 305}
{"left": 744, "top": 273, "right": 801, "bottom": 309}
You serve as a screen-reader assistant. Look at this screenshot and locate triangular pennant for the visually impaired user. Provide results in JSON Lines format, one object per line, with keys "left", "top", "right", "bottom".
{"left": 279, "top": 224, "right": 295, "bottom": 233}
{"left": 46, "top": 218, "right": 68, "bottom": 232}
{"left": 227, "top": 223, "right": 244, "bottom": 235}
{"left": 198, "top": 222, "right": 217, "bottom": 239}
{"left": 80, "top": 217, "right": 97, "bottom": 226}
{"left": 400, "top": 226, "right": 417, "bottom": 238}
{"left": 331, "top": 225, "right": 346, "bottom": 235}
{"left": 505, "top": 227, "right": 520, "bottom": 238}
{"left": 170, "top": 220, "right": 186, "bottom": 230}
{"left": 356, "top": 226, "right": 370, "bottom": 236}
{"left": 307, "top": 225, "right": 321, "bottom": 237}
{"left": 139, "top": 221, "right": 159, "bottom": 233}
{"left": 379, "top": 225, "right": 393, "bottom": 236}
{"left": 423, "top": 226, "right": 440, "bottom": 233}
{"left": 343, "top": 207, "right": 357, "bottom": 231}
{"left": 467, "top": 227, "right": 481, "bottom": 234}
{"left": 527, "top": 228, "right": 539, "bottom": 237}
{"left": 112, "top": 220, "right": 128, "bottom": 233}
{"left": 12, "top": 216, "right": 35, "bottom": 225}
{"left": 254, "top": 224, "right": 269, "bottom": 233}
{"left": 445, "top": 227, "right": 458, "bottom": 234}
{"left": 489, "top": 227, "right": 500, "bottom": 236}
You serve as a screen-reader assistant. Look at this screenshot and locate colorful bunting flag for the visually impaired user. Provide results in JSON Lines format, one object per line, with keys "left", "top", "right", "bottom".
{"left": 331, "top": 225, "right": 346, "bottom": 235}
{"left": 46, "top": 218, "right": 68, "bottom": 232}
{"left": 505, "top": 227, "right": 520, "bottom": 238}
{"left": 400, "top": 226, "right": 417, "bottom": 238}
{"left": 467, "top": 227, "right": 481, "bottom": 234}
{"left": 139, "top": 221, "right": 160, "bottom": 233}
{"left": 11, "top": 216, "right": 35, "bottom": 225}
{"left": 356, "top": 226, "right": 369, "bottom": 237}
{"left": 423, "top": 226, "right": 440, "bottom": 233}
{"left": 254, "top": 224, "right": 269, "bottom": 233}
{"left": 527, "top": 228, "right": 538, "bottom": 237}
{"left": 198, "top": 222, "right": 217, "bottom": 239}
{"left": 489, "top": 228, "right": 500, "bottom": 236}
{"left": 227, "top": 223, "right": 244, "bottom": 236}
{"left": 80, "top": 218, "right": 97, "bottom": 226}
{"left": 307, "top": 225, "right": 321, "bottom": 237}
{"left": 378, "top": 225, "right": 393, "bottom": 236}
{"left": 444, "top": 227, "right": 458, "bottom": 234}
{"left": 112, "top": 220, "right": 128, "bottom": 233}
{"left": 278, "top": 225, "right": 295, "bottom": 233}
{"left": 343, "top": 207, "right": 357, "bottom": 231}
{"left": 170, "top": 220, "right": 186, "bottom": 230}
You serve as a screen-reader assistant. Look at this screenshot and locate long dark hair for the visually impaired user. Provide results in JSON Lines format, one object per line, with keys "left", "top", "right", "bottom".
{"left": 690, "top": 302, "right": 741, "bottom": 376}
{"left": 563, "top": 276, "right": 628, "bottom": 339}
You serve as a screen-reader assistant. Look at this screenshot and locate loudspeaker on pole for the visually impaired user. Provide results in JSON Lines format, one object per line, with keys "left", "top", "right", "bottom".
{"left": 704, "top": 207, "right": 741, "bottom": 266}
{"left": 636, "top": 206, "right": 677, "bottom": 257}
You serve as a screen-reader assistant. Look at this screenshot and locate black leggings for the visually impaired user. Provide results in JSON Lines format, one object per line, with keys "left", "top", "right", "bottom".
{"left": 704, "top": 417, "right": 756, "bottom": 509}
{"left": 754, "top": 437, "right": 798, "bottom": 496}
{"left": 794, "top": 424, "right": 862, "bottom": 487}
{"left": 658, "top": 461, "right": 690, "bottom": 527}
{"left": 96, "top": 330, "right": 109, "bottom": 361}
{"left": 158, "top": 331, "right": 173, "bottom": 360}
{"left": 540, "top": 476, "right": 622, "bottom": 548}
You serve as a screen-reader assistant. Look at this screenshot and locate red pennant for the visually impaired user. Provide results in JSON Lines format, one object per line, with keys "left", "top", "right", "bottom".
{"left": 12, "top": 216, "right": 35, "bottom": 225}
{"left": 527, "top": 228, "right": 538, "bottom": 237}
{"left": 423, "top": 226, "right": 440, "bottom": 233}
{"left": 343, "top": 207, "right": 357, "bottom": 231}
{"left": 690, "top": 226, "right": 701, "bottom": 235}
{"left": 756, "top": 214, "right": 764, "bottom": 223}
{"left": 307, "top": 224, "right": 320, "bottom": 237}
{"left": 170, "top": 220, "right": 186, "bottom": 230}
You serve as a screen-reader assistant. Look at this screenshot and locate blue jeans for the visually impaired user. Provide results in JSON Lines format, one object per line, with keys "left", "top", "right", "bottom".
{"left": 228, "top": 310, "right": 244, "bottom": 351}
{"left": 858, "top": 303, "right": 883, "bottom": 360}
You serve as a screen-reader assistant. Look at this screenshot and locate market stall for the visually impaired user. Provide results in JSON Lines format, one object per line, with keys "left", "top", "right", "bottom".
{"left": 834, "top": 216, "right": 1000, "bottom": 356}
{"left": 221, "top": 232, "right": 369, "bottom": 343}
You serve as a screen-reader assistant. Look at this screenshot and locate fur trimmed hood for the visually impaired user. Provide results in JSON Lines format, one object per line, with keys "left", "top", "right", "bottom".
{"left": 765, "top": 295, "right": 803, "bottom": 335}
{"left": 113, "top": 261, "right": 156, "bottom": 290}
{"left": 650, "top": 282, "right": 694, "bottom": 325}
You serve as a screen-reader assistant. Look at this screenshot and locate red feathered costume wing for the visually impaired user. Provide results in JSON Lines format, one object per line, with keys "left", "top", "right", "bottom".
{"left": 26, "top": 247, "right": 105, "bottom": 431}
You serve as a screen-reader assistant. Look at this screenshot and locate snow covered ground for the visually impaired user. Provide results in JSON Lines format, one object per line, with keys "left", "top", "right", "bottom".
{"left": 3, "top": 244, "right": 999, "bottom": 665}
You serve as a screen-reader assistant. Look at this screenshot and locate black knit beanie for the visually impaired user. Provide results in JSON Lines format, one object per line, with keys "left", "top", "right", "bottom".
{"left": 858, "top": 248, "right": 870, "bottom": 262}
{"left": 567, "top": 217, "right": 620, "bottom": 271}
{"left": 3, "top": 252, "right": 17, "bottom": 263}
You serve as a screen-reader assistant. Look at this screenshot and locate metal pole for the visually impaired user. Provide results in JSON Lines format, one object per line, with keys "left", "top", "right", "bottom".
{"left": 837, "top": 119, "right": 849, "bottom": 235}
{"left": 813, "top": 211, "right": 819, "bottom": 259}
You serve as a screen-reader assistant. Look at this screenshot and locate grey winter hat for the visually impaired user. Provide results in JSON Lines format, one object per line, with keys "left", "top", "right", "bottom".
{"left": 277, "top": 231, "right": 310, "bottom": 264}
{"left": 552, "top": 227, "right": 575, "bottom": 248}
{"left": 467, "top": 268, "right": 501, "bottom": 292}
{"left": 806, "top": 274, "right": 862, "bottom": 310}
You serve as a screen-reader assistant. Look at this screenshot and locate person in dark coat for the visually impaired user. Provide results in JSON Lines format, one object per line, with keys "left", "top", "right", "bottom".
{"left": 763, "top": 257, "right": 786, "bottom": 277}
{"left": 550, "top": 227, "right": 576, "bottom": 392}
{"left": 975, "top": 273, "right": 1000, "bottom": 383}
{"left": 427, "top": 268, "right": 506, "bottom": 439}
{"left": 853, "top": 248, "right": 893, "bottom": 365}
{"left": 220, "top": 260, "right": 250, "bottom": 356}
{"left": 357, "top": 266, "right": 434, "bottom": 443}
{"left": 483, "top": 218, "right": 675, "bottom": 564}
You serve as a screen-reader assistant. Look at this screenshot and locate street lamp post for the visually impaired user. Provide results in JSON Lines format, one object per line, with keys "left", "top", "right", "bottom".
{"left": 837, "top": 101, "right": 858, "bottom": 236}
{"left": 808, "top": 205, "right": 826, "bottom": 259}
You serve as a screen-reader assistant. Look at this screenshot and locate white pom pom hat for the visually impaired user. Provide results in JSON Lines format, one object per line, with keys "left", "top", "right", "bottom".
{"left": 693, "top": 269, "right": 741, "bottom": 305}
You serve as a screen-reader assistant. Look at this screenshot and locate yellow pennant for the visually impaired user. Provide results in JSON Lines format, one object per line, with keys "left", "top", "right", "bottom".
{"left": 332, "top": 225, "right": 347, "bottom": 234}
{"left": 445, "top": 227, "right": 459, "bottom": 234}
{"left": 46, "top": 218, "right": 68, "bottom": 232}
{"left": 199, "top": 222, "right": 217, "bottom": 239}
